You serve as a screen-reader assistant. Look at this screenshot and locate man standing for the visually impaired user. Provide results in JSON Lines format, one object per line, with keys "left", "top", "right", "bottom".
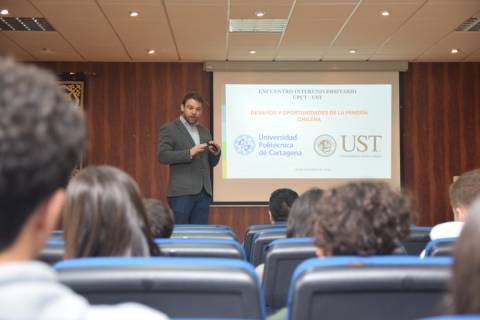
{"left": 157, "top": 92, "right": 221, "bottom": 224}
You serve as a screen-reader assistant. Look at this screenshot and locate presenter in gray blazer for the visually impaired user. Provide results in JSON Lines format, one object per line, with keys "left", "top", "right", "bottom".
{"left": 157, "top": 92, "right": 221, "bottom": 224}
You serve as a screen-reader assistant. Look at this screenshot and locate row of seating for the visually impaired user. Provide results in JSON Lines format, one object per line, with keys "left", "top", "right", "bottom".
{"left": 53, "top": 256, "right": 452, "bottom": 319}
{"left": 38, "top": 235, "right": 457, "bottom": 314}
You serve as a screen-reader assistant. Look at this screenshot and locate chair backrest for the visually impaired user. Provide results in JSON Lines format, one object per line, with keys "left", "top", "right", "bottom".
{"left": 402, "top": 226, "right": 432, "bottom": 255}
{"left": 263, "top": 238, "right": 317, "bottom": 311}
{"left": 155, "top": 238, "right": 246, "bottom": 260}
{"left": 55, "top": 257, "right": 266, "bottom": 319}
{"left": 50, "top": 229, "right": 64, "bottom": 239}
{"left": 249, "top": 228, "right": 287, "bottom": 266}
{"left": 171, "top": 228, "right": 237, "bottom": 240}
{"left": 288, "top": 256, "right": 451, "bottom": 320}
{"left": 420, "top": 316, "right": 480, "bottom": 320}
{"left": 424, "top": 237, "right": 457, "bottom": 257}
{"left": 36, "top": 239, "right": 64, "bottom": 265}
{"left": 174, "top": 224, "right": 233, "bottom": 231}
{"left": 243, "top": 223, "right": 286, "bottom": 256}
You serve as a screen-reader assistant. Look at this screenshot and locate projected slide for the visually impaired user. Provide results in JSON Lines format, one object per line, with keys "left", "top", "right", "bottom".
{"left": 222, "top": 84, "right": 392, "bottom": 179}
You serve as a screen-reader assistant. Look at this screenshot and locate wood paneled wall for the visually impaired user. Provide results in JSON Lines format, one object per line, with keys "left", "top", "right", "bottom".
{"left": 402, "top": 62, "right": 480, "bottom": 226}
{"left": 38, "top": 61, "right": 480, "bottom": 239}
{"left": 39, "top": 62, "right": 270, "bottom": 240}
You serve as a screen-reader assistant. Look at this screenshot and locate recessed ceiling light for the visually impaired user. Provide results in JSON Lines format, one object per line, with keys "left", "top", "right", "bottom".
{"left": 0, "top": 9, "right": 9, "bottom": 15}
{"left": 147, "top": 49, "right": 155, "bottom": 54}
{"left": 451, "top": 48, "right": 459, "bottom": 54}
{"left": 129, "top": 11, "right": 139, "bottom": 17}
{"left": 349, "top": 49, "right": 357, "bottom": 54}
{"left": 249, "top": 49, "right": 256, "bottom": 54}
{"left": 381, "top": 11, "right": 390, "bottom": 16}
{"left": 255, "top": 11, "right": 265, "bottom": 17}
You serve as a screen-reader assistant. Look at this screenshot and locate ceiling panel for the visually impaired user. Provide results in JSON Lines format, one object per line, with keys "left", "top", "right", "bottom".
{"left": 165, "top": 0, "right": 227, "bottom": 61}
{"left": 464, "top": 48, "right": 480, "bottom": 62}
{"left": 0, "top": 0, "right": 478, "bottom": 62}
{"left": 323, "top": 46, "right": 374, "bottom": 61}
{"left": 0, "top": 0, "right": 42, "bottom": 16}
{"left": 276, "top": 3, "right": 356, "bottom": 60}
{"left": 98, "top": 0, "right": 177, "bottom": 61}
{"left": 30, "top": 0, "right": 129, "bottom": 61}
{"left": 376, "top": 1, "right": 480, "bottom": 60}
{"left": 2, "top": 31, "right": 83, "bottom": 61}
{"left": 417, "top": 32, "right": 480, "bottom": 61}
{"left": 333, "top": 2, "right": 423, "bottom": 48}
{"left": 230, "top": 0, "right": 293, "bottom": 19}
{"left": 228, "top": 33, "right": 280, "bottom": 60}
{"left": 0, "top": 33, "right": 33, "bottom": 60}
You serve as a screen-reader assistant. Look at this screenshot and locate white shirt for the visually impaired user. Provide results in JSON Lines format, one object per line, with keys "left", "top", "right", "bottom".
{"left": 179, "top": 116, "right": 200, "bottom": 145}
{"left": 429, "top": 221, "right": 464, "bottom": 240}
{"left": 0, "top": 261, "right": 169, "bottom": 320}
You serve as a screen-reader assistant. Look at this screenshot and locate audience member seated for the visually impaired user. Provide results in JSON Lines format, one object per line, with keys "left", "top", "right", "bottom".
{"left": 63, "top": 165, "right": 160, "bottom": 258}
{"left": 431, "top": 169, "right": 480, "bottom": 240}
{"left": 286, "top": 188, "right": 323, "bottom": 238}
{"left": 268, "top": 181, "right": 411, "bottom": 319}
{"left": 450, "top": 198, "right": 480, "bottom": 315}
{"left": 0, "top": 58, "right": 167, "bottom": 319}
{"left": 256, "top": 188, "right": 322, "bottom": 278}
{"left": 144, "top": 198, "right": 174, "bottom": 238}
{"left": 268, "top": 188, "right": 298, "bottom": 224}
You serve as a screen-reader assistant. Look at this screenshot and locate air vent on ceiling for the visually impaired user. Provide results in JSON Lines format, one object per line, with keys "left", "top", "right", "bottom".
{"left": 455, "top": 16, "right": 480, "bottom": 32}
{"left": 0, "top": 17, "right": 55, "bottom": 31}
{"left": 229, "top": 19, "right": 287, "bottom": 33}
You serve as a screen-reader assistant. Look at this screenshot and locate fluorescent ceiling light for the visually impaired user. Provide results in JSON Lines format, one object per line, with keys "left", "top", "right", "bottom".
{"left": 229, "top": 19, "right": 287, "bottom": 33}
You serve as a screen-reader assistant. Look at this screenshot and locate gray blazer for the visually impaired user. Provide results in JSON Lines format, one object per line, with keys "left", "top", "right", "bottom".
{"left": 157, "top": 118, "right": 220, "bottom": 197}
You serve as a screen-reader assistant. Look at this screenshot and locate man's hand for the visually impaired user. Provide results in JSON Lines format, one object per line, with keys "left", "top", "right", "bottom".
{"left": 190, "top": 143, "right": 208, "bottom": 157}
{"left": 208, "top": 141, "right": 221, "bottom": 154}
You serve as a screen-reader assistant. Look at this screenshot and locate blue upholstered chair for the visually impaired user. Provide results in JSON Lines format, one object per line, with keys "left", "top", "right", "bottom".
{"left": 155, "top": 238, "right": 246, "bottom": 260}
{"left": 287, "top": 256, "right": 451, "bottom": 320}
{"left": 55, "top": 257, "right": 266, "bottom": 319}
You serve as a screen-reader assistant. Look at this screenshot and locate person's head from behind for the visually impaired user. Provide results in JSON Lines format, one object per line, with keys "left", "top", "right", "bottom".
{"left": 268, "top": 188, "right": 299, "bottom": 224}
{"left": 449, "top": 168, "right": 480, "bottom": 222}
{"left": 0, "top": 58, "right": 86, "bottom": 260}
{"left": 63, "top": 165, "right": 159, "bottom": 258}
{"left": 451, "top": 198, "right": 480, "bottom": 314}
{"left": 314, "top": 182, "right": 411, "bottom": 257}
{"left": 143, "top": 198, "right": 174, "bottom": 238}
{"left": 287, "top": 188, "right": 323, "bottom": 238}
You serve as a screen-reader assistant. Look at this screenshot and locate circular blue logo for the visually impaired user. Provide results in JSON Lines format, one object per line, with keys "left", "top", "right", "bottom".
{"left": 234, "top": 134, "right": 255, "bottom": 155}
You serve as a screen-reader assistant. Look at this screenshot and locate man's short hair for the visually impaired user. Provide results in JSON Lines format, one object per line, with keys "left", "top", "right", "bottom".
{"left": 449, "top": 168, "right": 480, "bottom": 210}
{"left": 0, "top": 58, "right": 86, "bottom": 251}
{"left": 143, "top": 198, "right": 175, "bottom": 238}
{"left": 181, "top": 92, "right": 205, "bottom": 106}
{"left": 314, "top": 182, "right": 411, "bottom": 256}
{"left": 269, "top": 188, "right": 299, "bottom": 222}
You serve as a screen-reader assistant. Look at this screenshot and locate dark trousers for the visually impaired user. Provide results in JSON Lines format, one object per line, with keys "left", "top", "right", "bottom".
{"left": 168, "top": 189, "right": 212, "bottom": 224}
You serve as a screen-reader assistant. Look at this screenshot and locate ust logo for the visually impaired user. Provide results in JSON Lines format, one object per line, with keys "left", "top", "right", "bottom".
{"left": 234, "top": 134, "right": 255, "bottom": 155}
{"left": 341, "top": 135, "right": 382, "bottom": 152}
{"left": 314, "top": 135, "right": 336, "bottom": 157}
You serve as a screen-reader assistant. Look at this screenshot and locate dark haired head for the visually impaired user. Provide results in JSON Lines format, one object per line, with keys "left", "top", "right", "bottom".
{"left": 314, "top": 182, "right": 411, "bottom": 256}
{"left": 449, "top": 168, "right": 480, "bottom": 220}
{"left": 181, "top": 92, "right": 205, "bottom": 107}
{"left": 451, "top": 198, "right": 480, "bottom": 314}
{"left": 63, "top": 165, "right": 160, "bottom": 258}
{"left": 143, "top": 198, "right": 175, "bottom": 238}
{"left": 269, "top": 188, "right": 299, "bottom": 223}
{"left": 287, "top": 188, "right": 323, "bottom": 238}
{"left": 0, "top": 58, "right": 86, "bottom": 252}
